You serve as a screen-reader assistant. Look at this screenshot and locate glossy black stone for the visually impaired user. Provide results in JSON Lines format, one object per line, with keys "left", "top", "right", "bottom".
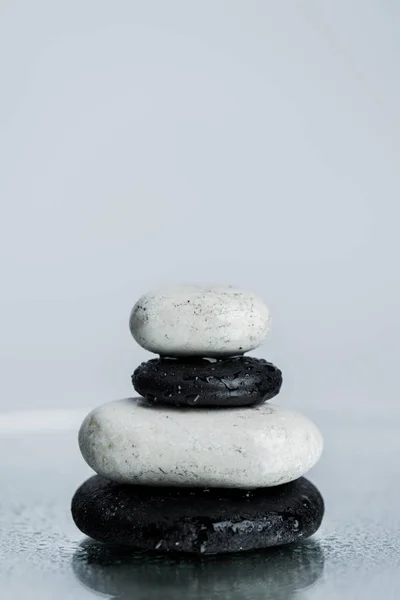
{"left": 131, "top": 356, "right": 283, "bottom": 407}
{"left": 71, "top": 476, "right": 324, "bottom": 555}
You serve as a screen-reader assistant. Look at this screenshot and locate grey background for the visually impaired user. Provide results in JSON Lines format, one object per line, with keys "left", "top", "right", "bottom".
{"left": 1, "top": 0, "right": 399, "bottom": 413}
{"left": 1, "top": 4, "right": 400, "bottom": 598}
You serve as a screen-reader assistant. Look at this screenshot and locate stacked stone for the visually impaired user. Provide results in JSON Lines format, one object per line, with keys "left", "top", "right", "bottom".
{"left": 72, "top": 284, "right": 324, "bottom": 555}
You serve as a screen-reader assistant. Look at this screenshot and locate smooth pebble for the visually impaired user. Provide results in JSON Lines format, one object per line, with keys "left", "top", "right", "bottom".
{"left": 132, "top": 356, "right": 282, "bottom": 407}
{"left": 71, "top": 475, "right": 324, "bottom": 554}
{"left": 79, "top": 398, "right": 323, "bottom": 488}
{"left": 129, "top": 284, "right": 271, "bottom": 357}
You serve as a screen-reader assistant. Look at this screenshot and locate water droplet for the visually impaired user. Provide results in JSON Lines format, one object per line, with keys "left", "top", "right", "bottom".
{"left": 187, "top": 394, "right": 200, "bottom": 405}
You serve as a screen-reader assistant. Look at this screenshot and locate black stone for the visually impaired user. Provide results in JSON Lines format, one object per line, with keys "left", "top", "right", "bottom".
{"left": 132, "top": 356, "right": 283, "bottom": 407}
{"left": 73, "top": 539, "right": 324, "bottom": 600}
{"left": 71, "top": 476, "right": 324, "bottom": 555}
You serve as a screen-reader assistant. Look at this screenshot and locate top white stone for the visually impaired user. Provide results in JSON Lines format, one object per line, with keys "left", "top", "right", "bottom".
{"left": 129, "top": 284, "right": 271, "bottom": 356}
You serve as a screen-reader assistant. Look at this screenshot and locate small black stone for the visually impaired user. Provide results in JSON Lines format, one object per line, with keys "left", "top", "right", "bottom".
{"left": 132, "top": 356, "right": 283, "bottom": 407}
{"left": 71, "top": 476, "right": 324, "bottom": 555}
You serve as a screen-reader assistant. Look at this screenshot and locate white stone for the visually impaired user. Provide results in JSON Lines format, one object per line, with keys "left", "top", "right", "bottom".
{"left": 129, "top": 284, "right": 271, "bottom": 357}
{"left": 79, "top": 398, "right": 323, "bottom": 488}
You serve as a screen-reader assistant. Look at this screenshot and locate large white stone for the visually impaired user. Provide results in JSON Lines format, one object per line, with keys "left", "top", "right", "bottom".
{"left": 79, "top": 399, "right": 323, "bottom": 488}
{"left": 129, "top": 284, "right": 271, "bottom": 357}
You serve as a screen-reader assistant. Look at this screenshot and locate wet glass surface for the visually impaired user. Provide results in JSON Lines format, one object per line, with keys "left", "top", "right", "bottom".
{"left": 1, "top": 406, "right": 399, "bottom": 599}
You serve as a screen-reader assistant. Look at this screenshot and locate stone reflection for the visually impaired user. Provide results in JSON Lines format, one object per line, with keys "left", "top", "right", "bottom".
{"left": 72, "top": 539, "right": 324, "bottom": 600}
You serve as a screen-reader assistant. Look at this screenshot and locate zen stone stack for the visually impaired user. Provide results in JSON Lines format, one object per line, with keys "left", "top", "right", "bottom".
{"left": 72, "top": 284, "right": 324, "bottom": 555}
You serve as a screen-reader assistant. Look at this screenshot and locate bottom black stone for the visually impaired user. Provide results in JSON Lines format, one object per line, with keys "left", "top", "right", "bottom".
{"left": 71, "top": 476, "right": 324, "bottom": 555}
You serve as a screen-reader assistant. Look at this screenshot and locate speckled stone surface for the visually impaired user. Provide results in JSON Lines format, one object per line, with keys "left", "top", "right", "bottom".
{"left": 78, "top": 398, "right": 323, "bottom": 487}
{"left": 129, "top": 284, "right": 271, "bottom": 357}
{"left": 132, "top": 356, "right": 283, "bottom": 407}
{"left": 71, "top": 475, "right": 324, "bottom": 554}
